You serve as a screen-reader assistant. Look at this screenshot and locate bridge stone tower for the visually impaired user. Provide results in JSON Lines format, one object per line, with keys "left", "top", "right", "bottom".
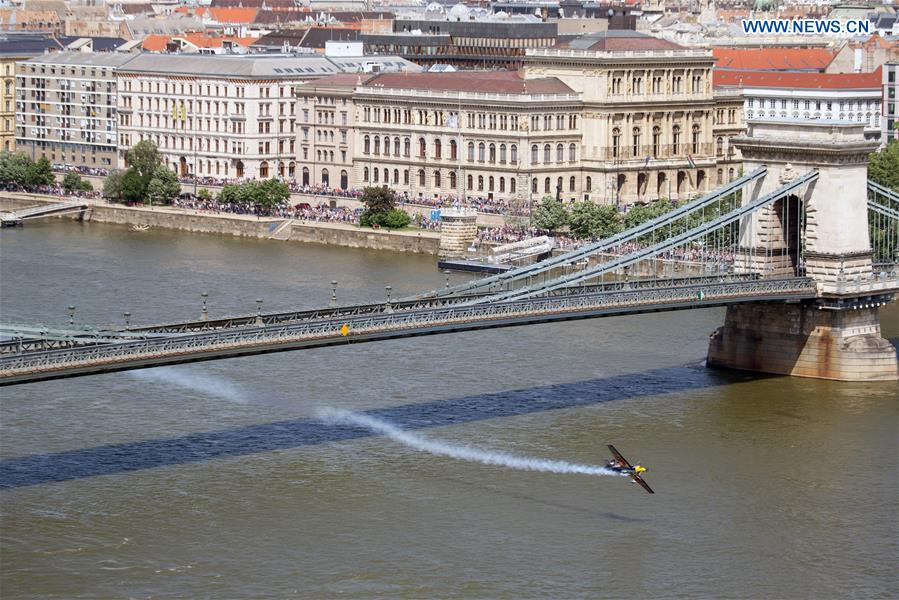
{"left": 708, "top": 120, "right": 898, "bottom": 381}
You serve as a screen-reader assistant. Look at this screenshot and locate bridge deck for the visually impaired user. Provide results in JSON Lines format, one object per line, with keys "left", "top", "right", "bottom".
{"left": 0, "top": 277, "right": 817, "bottom": 386}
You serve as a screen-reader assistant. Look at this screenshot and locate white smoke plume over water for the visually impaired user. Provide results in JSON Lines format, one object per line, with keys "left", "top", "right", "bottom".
{"left": 129, "top": 367, "right": 250, "bottom": 404}
{"left": 318, "top": 408, "right": 624, "bottom": 477}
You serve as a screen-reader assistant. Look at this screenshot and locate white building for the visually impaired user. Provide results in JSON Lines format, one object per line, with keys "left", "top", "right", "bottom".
{"left": 714, "top": 67, "right": 884, "bottom": 140}
{"left": 116, "top": 53, "right": 418, "bottom": 180}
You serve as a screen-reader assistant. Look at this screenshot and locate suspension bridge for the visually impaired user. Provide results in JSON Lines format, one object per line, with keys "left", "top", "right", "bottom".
{"left": 1, "top": 121, "right": 897, "bottom": 385}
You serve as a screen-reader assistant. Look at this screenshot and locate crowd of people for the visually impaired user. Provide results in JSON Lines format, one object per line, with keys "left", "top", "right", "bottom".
{"left": 53, "top": 165, "right": 109, "bottom": 178}
{"left": 0, "top": 181, "right": 100, "bottom": 200}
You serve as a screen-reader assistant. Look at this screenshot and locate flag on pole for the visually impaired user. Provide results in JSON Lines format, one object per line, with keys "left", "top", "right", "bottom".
{"left": 687, "top": 155, "right": 697, "bottom": 168}
{"left": 171, "top": 104, "right": 177, "bottom": 119}
{"left": 179, "top": 103, "right": 186, "bottom": 122}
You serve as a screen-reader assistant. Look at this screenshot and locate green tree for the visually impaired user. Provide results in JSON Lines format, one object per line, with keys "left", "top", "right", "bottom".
{"left": 125, "top": 140, "right": 162, "bottom": 180}
{"left": 197, "top": 188, "right": 213, "bottom": 201}
{"left": 568, "top": 201, "right": 622, "bottom": 240}
{"left": 257, "top": 178, "right": 290, "bottom": 208}
{"left": 121, "top": 169, "right": 146, "bottom": 204}
{"left": 361, "top": 208, "right": 411, "bottom": 229}
{"left": 0, "top": 151, "right": 32, "bottom": 186}
{"left": 361, "top": 186, "right": 395, "bottom": 214}
{"left": 869, "top": 141, "right": 899, "bottom": 192}
{"left": 24, "top": 156, "right": 54, "bottom": 187}
{"left": 531, "top": 195, "right": 568, "bottom": 232}
{"left": 146, "top": 167, "right": 181, "bottom": 205}
{"left": 103, "top": 169, "right": 125, "bottom": 201}
{"left": 62, "top": 172, "right": 92, "bottom": 194}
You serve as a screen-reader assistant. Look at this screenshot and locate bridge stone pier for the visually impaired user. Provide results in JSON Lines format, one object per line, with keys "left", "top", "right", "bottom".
{"left": 708, "top": 120, "right": 898, "bottom": 381}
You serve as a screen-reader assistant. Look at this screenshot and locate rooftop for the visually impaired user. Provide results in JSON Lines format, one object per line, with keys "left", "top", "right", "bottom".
{"left": 361, "top": 71, "right": 574, "bottom": 95}
{"left": 713, "top": 48, "right": 834, "bottom": 71}
{"left": 714, "top": 67, "right": 883, "bottom": 90}
{"left": 20, "top": 50, "right": 137, "bottom": 67}
{"left": 555, "top": 30, "right": 683, "bottom": 51}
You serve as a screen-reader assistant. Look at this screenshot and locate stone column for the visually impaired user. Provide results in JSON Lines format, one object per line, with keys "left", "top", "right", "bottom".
{"left": 438, "top": 209, "right": 477, "bottom": 258}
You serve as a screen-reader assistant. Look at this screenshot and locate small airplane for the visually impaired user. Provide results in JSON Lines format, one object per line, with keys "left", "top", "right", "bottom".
{"left": 607, "top": 444, "right": 654, "bottom": 494}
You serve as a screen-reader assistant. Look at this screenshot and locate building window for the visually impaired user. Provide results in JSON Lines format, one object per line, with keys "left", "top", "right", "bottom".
{"left": 556, "top": 144, "right": 564, "bottom": 162}
{"left": 531, "top": 144, "right": 538, "bottom": 163}
{"left": 510, "top": 144, "right": 518, "bottom": 163}
{"left": 612, "top": 128, "right": 621, "bottom": 158}
{"left": 544, "top": 144, "right": 551, "bottom": 163}
{"left": 489, "top": 143, "right": 496, "bottom": 163}
{"left": 569, "top": 176, "right": 576, "bottom": 192}
{"left": 632, "top": 128, "right": 641, "bottom": 157}
{"left": 450, "top": 140, "right": 457, "bottom": 160}
{"left": 672, "top": 125, "right": 681, "bottom": 155}
{"left": 363, "top": 135, "right": 370, "bottom": 154}
{"left": 478, "top": 142, "right": 485, "bottom": 162}
{"left": 544, "top": 178, "right": 551, "bottom": 194}
{"left": 418, "top": 169, "right": 425, "bottom": 186}
{"left": 568, "top": 143, "right": 576, "bottom": 162}
{"left": 434, "top": 139, "right": 442, "bottom": 159}
{"left": 691, "top": 125, "right": 700, "bottom": 154}
{"left": 468, "top": 142, "right": 475, "bottom": 162}
{"left": 716, "top": 137, "right": 724, "bottom": 156}
{"left": 586, "top": 176, "right": 592, "bottom": 192}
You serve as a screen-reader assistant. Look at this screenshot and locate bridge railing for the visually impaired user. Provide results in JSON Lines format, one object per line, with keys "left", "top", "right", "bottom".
{"left": 0, "top": 277, "right": 817, "bottom": 379}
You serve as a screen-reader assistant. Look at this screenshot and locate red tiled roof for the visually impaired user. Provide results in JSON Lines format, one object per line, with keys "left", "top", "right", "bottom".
{"left": 713, "top": 48, "right": 834, "bottom": 71}
{"left": 207, "top": 7, "right": 259, "bottom": 23}
{"left": 713, "top": 67, "right": 882, "bottom": 90}
{"left": 364, "top": 71, "right": 574, "bottom": 94}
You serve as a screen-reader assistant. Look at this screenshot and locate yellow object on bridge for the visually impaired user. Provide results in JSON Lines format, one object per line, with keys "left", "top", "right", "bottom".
{"left": 340, "top": 324, "right": 349, "bottom": 337}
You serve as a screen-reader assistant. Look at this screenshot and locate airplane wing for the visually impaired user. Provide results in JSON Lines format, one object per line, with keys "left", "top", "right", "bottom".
{"left": 607, "top": 444, "right": 633, "bottom": 469}
{"left": 631, "top": 474, "right": 655, "bottom": 494}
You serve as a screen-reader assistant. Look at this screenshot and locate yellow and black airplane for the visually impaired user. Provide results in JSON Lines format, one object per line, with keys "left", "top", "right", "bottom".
{"left": 607, "top": 445, "right": 654, "bottom": 494}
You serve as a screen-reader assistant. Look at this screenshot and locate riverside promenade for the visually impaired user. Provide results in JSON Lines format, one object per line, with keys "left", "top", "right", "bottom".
{"left": 0, "top": 194, "right": 441, "bottom": 255}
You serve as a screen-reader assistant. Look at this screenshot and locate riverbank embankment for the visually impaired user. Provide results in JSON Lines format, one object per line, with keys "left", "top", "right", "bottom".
{"left": 0, "top": 195, "right": 441, "bottom": 254}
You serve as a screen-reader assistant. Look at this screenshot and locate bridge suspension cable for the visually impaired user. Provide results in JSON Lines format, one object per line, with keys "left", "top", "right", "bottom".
{"left": 471, "top": 170, "right": 820, "bottom": 303}
{"left": 410, "top": 167, "right": 768, "bottom": 300}
{"left": 867, "top": 180, "right": 899, "bottom": 269}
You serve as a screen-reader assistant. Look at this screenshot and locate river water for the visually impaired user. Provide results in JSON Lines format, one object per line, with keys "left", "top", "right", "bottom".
{"left": 1, "top": 221, "right": 897, "bottom": 599}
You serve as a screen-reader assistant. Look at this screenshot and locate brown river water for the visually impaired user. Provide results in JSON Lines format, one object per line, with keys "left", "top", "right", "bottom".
{"left": 1, "top": 221, "right": 897, "bottom": 599}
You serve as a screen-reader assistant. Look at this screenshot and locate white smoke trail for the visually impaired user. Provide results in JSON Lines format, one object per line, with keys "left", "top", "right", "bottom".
{"left": 129, "top": 367, "right": 249, "bottom": 404}
{"left": 318, "top": 408, "right": 624, "bottom": 477}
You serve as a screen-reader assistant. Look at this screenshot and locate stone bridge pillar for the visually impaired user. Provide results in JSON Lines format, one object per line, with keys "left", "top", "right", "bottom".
{"left": 708, "top": 120, "right": 897, "bottom": 381}
{"left": 733, "top": 121, "right": 877, "bottom": 282}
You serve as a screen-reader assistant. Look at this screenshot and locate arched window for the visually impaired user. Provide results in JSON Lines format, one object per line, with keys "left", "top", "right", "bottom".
{"left": 728, "top": 168, "right": 734, "bottom": 181}
{"left": 434, "top": 139, "right": 442, "bottom": 159}
{"left": 303, "top": 166, "right": 310, "bottom": 186}
{"left": 434, "top": 170, "right": 441, "bottom": 187}
{"left": 716, "top": 168, "right": 723, "bottom": 185}
{"left": 477, "top": 175, "right": 484, "bottom": 191}
{"left": 478, "top": 142, "right": 486, "bottom": 162}
{"left": 468, "top": 142, "right": 475, "bottom": 162}
{"left": 373, "top": 136, "right": 380, "bottom": 155}
{"left": 383, "top": 168, "right": 388, "bottom": 183}
{"left": 404, "top": 138, "right": 410, "bottom": 157}
{"left": 499, "top": 177, "right": 505, "bottom": 193}
{"left": 569, "top": 176, "right": 576, "bottom": 192}
{"left": 393, "top": 169, "right": 399, "bottom": 184}
{"left": 363, "top": 135, "right": 370, "bottom": 154}
{"left": 672, "top": 125, "right": 681, "bottom": 155}
{"left": 418, "top": 169, "right": 426, "bottom": 186}
{"left": 612, "top": 127, "right": 621, "bottom": 158}
{"left": 418, "top": 137, "right": 426, "bottom": 158}
{"left": 544, "top": 177, "right": 551, "bottom": 194}
{"left": 488, "top": 176, "right": 494, "bottom": 191}
{"left": 467, "top": 174, "right": 473, "bottom": 190}
{"left": 340, "top": 170, "right": 348, "bottom": 189}
{"left": 632, "top": 127, "right": 641, "bottom": 157}
{"left": 394, "top": 137, "right": 400, "bottom": 156}
{"left": 403, "top": 170, "right": 409, "bottom": 185}
{"left": 569, "top": 143, "right": 576, "bottom": 162}
{"left": 510, "top": 179, "right": 516, "bottom": 193}
{"left": 544, "top": 144, "right": 551, "bottom": 163}
{"left": 499, "top": 144, "right": 507, "bottom": 163}
{"left": 450, "top": 171, "right": 457, "bottom": 188}
{"left": 510, "top": 145, "right": 518, "bottom": 163}
{"left": 652, "top": 126, "right": 661, "bottom": 157}
{"left": 556, "top": 144, "right": 564, "bottom": 162}
{"left": 531, "top": 144, "right": 538, "bottom": 163}
{"left": 557, "top": 177, "right": 563, "bottom": 193}
{"left": 716, "top": 136, "right": 724, "bottom": 156}
{"left": 532, "top": 178, "right": 538, "bottom": 193}
{"left": 586, "top": 176, "right": 592, "bottom": 192}
{"left": 259, "top": 161, "right": 269, "bottom": 178}
{"left": 489, "top": 143, "right": 496, "bottom": 163}
{"left": 373, "top": 168, "right": 379, "bottom": 183}
{"left": 450, "top": 140, "right": 457, "bottom": 160}
{"left": 383, "top": 137, "right": 391, "bottom": 156}
{"left": 321, "top": 168, "right": 329, "bottom": 186}
{"left": 692, "top": 124, "right": 701, "bottom": 154}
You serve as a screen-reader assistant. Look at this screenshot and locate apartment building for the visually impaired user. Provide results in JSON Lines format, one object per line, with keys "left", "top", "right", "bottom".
{"left": 116, "top": 53, "right": 418, "bottom": 180}
{"left": 15, "top": 52, "right": 133, "bottom": 168}
{"left": 301, "top": 31, "right": 721, "bottom": 205}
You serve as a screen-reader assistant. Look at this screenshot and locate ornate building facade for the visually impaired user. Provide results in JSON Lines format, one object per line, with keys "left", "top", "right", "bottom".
{"left": 300, "top": 32, "right": 723, "bottom": 206}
